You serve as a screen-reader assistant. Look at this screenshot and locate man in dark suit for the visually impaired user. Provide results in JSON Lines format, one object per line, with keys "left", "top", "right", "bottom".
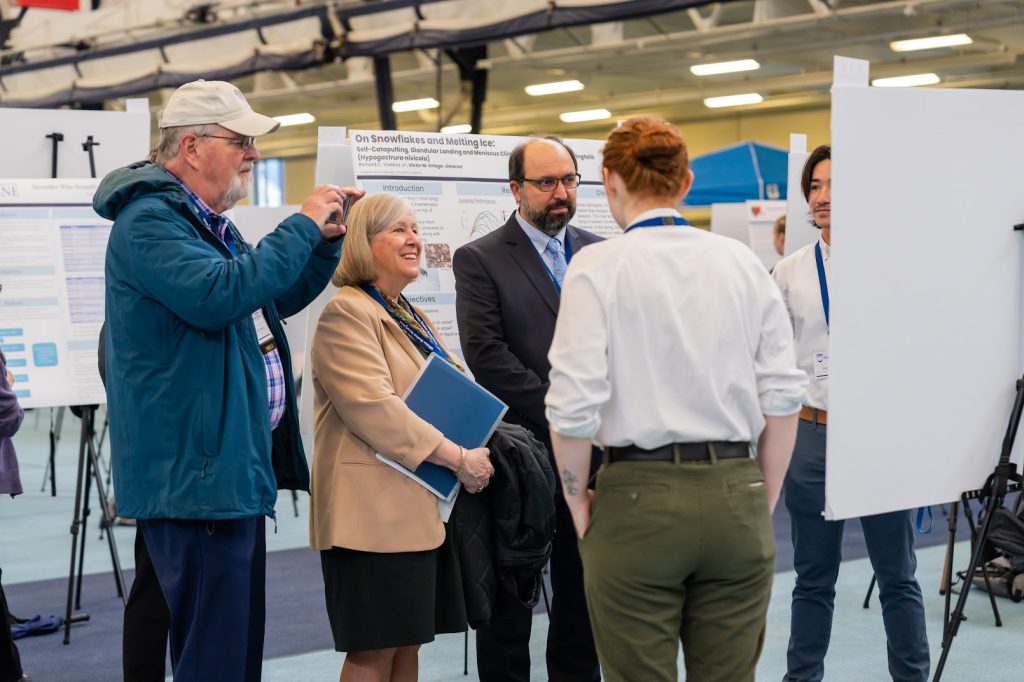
{"left": 453, "top": 135, "right": 602, "bottom": 682}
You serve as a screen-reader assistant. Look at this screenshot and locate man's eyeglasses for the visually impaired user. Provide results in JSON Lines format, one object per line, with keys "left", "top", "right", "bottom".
{"left": 518, "top": 174, "right": 581, "bottom": 192}
{"left": 199, "top": 134, "right": 256, "bottom": 152}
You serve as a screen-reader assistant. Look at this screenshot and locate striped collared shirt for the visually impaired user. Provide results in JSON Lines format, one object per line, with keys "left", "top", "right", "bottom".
{"left": 167, "top": 169, "right": 287, "bottom": 430}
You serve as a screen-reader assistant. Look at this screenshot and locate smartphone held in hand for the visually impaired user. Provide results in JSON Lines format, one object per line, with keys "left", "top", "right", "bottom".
{"left": 329, "top": 194, "right": 352, "bottom": 225}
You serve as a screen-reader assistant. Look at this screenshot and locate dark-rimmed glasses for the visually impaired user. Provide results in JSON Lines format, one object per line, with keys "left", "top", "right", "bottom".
{"left": 199, "top": 134, "right": 256, "bottom": 152}
{"left": 518, "top": 174, "right": 581, "bottom": 192}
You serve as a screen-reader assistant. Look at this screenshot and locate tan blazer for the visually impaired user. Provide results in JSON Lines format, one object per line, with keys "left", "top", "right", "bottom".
{"left": 309, "top": 285, "right": 450, "bottom": 553}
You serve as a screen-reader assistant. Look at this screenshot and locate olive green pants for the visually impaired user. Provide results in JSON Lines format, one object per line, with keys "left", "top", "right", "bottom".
{"left": 578, "top": 457, "right": 775, "bottom": 682}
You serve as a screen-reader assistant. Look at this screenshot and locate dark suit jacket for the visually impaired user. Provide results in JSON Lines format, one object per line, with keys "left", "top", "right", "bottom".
{"left": 453, "top": 214, "right": 603, "bottom": 440}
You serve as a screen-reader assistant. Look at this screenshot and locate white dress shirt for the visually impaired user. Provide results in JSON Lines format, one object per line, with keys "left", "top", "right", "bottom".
{"left": 771, "top": 236, "right": 830, "bottom": 410}
{"left": 515, "top": 211, "right": 567, "bottom": 272}
{"left": 545, "top": 208, "right": 806, "bottom": 449}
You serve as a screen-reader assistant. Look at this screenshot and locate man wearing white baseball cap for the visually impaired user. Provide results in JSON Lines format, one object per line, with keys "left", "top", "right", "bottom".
{"left": 94, "top": 79, "right": 362, "bottom": 682}
{"left": 159, "top": 79, "right": 283, "bottom": 137}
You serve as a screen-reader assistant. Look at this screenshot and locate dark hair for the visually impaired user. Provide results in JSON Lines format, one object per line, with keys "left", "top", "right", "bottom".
{"left": 508, "top": 134, "right": 578, "bottom": 181}
{"left": 602, "top": 115, "right": 689, "bottom": 199}
{"left": 801, "top": 144, "right": 831, "bottom": 201}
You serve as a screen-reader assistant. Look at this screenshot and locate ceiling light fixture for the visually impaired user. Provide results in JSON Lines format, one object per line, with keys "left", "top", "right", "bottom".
{"left": 525, "top": 80, "right": 585, "bottom": 96}
{"left": 559, "top": 109, "right": 611, "bottom": 123}
{"left": 703, "top": 93, "right": 763, "bottom": 109}
{"left": 872, "top": 73, "right": 941, "bottom": 88}
{"left": 889, "top": 34, "right": 972, "bottom": 52}
{"left": 273, "top": 113, "right": 316, "bottom": 127}
{"left": 391, "top": 98, "right": 440, "bottom": 113}
{"left": 441, "top": 123, "right": 472, "bottom": 134}
{"left": 690, "top": 59, "right": 761, "bottom": 76}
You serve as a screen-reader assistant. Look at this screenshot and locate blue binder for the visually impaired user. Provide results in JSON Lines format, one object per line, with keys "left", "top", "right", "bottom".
{"left": 376, "top": 353, "right": 508, "bottom": 501}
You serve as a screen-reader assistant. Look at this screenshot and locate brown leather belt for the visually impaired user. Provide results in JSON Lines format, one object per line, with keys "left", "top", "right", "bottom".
{"left": 605, "top": 441, "right": 750, "bottom": 464}
{"left": 800, "top": 406, "right": 827, "bottom": 425}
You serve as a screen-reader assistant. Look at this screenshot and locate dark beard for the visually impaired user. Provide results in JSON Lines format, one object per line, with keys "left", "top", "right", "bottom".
{"left": 521, "top": 198, "right": 575, "bottom": 236}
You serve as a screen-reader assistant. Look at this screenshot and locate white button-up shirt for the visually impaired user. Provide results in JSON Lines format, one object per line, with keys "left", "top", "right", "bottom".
{"left": 545, "top": 209, "right": 806, "bottom": 449}
{"left": 771, "top": 236, "right": 830, "bottom": 410}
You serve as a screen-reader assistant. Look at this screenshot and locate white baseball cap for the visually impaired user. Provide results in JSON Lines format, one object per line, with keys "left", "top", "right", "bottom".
{"left": 159, "top": 80, "right": 280, "bottom": 136}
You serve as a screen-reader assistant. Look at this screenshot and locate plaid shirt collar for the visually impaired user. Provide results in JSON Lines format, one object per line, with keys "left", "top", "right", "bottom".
{"left": 164, "top": 168, "right": 230, "bottom": 244}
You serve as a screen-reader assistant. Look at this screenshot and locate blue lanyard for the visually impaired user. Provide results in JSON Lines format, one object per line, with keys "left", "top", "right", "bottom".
{"left": 542, "top": 236, "right": 573, "bottom": 293}
{"left": 360, "top": 284, "right": 450, "bottom": 361}
{"left": 915, "top": 506, "right": 933, "bottom": 534}
{"left": 624, "top": 215, "right": 689, "bottom": 233}
{"left": 814, "top": 241, "right": 830, "bottom": 330}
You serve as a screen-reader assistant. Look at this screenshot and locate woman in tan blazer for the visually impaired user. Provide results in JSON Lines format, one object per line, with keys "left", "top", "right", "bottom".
{"left": 310, "top": 192, "right": 493, "bottom": 681}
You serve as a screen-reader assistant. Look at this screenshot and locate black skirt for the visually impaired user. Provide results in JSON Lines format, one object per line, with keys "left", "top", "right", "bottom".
{"left": 320, "top": 527, "right": 467, "bottom": 652}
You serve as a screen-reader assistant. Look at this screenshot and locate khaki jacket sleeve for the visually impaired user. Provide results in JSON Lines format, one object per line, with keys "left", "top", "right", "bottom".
{"left": 311, "top": 293, "right": 444, "bottom": 471}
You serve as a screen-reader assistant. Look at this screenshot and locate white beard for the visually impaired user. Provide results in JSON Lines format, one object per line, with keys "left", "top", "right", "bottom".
{"left": 220, "top": 172, "right": 251, "bottom": 209}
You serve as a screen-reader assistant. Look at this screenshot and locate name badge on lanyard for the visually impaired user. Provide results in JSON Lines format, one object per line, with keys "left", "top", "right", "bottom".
{"left": 251, "top": 309, "right": 277, "bottom": 355}
{"left": 812, "top": 350, "right": 829, "bottom": 380}
{"left": 813, "top": 241, "right": 829, "bottom": 380}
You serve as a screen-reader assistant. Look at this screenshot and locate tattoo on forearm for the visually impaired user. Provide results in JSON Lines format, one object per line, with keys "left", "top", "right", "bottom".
{"left": 562, "top": 469, "right": 580, "bottom": 496}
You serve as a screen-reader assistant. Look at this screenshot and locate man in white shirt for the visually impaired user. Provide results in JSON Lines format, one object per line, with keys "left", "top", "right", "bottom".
{"left": 771, "top": 145, "right": 929, "bottom": 682}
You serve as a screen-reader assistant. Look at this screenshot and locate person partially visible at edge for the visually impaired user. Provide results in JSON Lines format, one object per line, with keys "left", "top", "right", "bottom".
{"left": 95, "top": 78, "right": 363, "bottom": 682}
{"left": 774, "top": 214, "right": 786, "bottom": 256}
{"left": 309, "top": 192, "right": 493, "bottom": 682}
{"left": 0, "top": 348, "right": 30, "bottom": 682}
{"left": 771, "top": 145, "right": 930, "bottom": 682}
{"left": 546, "top": 115, "right": 806, "bottom": 682}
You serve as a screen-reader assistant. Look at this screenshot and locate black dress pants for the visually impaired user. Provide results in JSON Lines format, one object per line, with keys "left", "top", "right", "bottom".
{"left": 123, "top": 528, "right": 170, "bottom": 682}
{"left": 0, "top": 570, "right": 23, "bottom": 682}
{"left": 475, "top": 490, "right": 601, "bottom": 682}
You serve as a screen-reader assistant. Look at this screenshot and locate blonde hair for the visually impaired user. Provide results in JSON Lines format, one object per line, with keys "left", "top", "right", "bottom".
{"left": 332, "top": 193, "right": 414, "bottom": 287}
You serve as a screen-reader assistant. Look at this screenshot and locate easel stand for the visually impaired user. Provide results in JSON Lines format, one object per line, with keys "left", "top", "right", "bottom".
{"left": 40, "top": 405, "right": 63, "bottom": 495}
{"left": 937, "top": 494, "right": 1011, "bottom": 625}
{"left": 63, "top": 405, "right": 126, "bottom": 645}
{"left": 933, "top": 375, "right": 1024, "bottom": 680}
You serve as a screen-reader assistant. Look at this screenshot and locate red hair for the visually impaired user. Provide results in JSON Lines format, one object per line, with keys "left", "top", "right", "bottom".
{"left": 602, "top": 116, "right": 689, "bottom": 199}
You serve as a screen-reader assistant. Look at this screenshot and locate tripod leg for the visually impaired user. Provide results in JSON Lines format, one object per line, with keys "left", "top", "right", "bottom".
{"left": 961, "top": 497, "right": 1004, "bottom": 627}
{"left": 98, "top": 415, "right": 112, "bottom": 486}
{"left": 63, "top": 412, "right": 92, "bottom": 645}
{"left": 292, "top": 489, "right": 299, "bottom": 518}
{"left": 51, "top": 406, "right": 65, "bottom": 495}
{"left": 44, "top": 407, "right": 58, "bottom": 495}
{"left": 87, "top": 424, "right": 126, "bottom": 603}
{"left": 934, "top": 495, "right": 1002, "bottom": 681}
{"left": 862, "top": 575, "right": 876, "bottom": 609}
{"left": 75, "top": 446, "right": 93, "bottom": 611}
{"left": 977, "top": 557, "right": 1003, "bottom": 627}
{"left": 941, "top": 501, "right": 959, "bottom": 637}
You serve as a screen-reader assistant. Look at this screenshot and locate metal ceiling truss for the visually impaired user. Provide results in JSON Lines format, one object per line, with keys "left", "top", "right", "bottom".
{"left": 0, "top": 0, "right": 729, "bottom": 110}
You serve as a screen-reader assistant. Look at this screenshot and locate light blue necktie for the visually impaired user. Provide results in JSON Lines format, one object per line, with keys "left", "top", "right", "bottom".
{"left": 545, "top": 237, "right": 567, "bottom": 286}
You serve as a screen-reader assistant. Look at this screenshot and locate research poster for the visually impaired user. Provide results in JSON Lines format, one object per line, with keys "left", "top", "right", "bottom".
{"left": 0, "top": 179, "right": 107, "bottom": 409}
{"left": 349, "top": 130, "right": 619, "bottom": 356}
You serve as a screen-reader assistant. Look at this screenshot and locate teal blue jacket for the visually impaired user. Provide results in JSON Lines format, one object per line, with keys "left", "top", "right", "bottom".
{"left": 96, "top": 161, "right": 341, "bottom": 520}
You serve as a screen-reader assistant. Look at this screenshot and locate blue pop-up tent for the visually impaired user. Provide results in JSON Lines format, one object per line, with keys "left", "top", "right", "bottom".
{"left": 683, "top": 141, "right": 788, "bottom": 207}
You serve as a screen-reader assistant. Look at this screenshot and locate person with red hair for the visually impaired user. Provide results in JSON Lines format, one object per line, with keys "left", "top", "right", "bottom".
{"left": 546, "top": 115, "right": 806, "bottom": 682}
